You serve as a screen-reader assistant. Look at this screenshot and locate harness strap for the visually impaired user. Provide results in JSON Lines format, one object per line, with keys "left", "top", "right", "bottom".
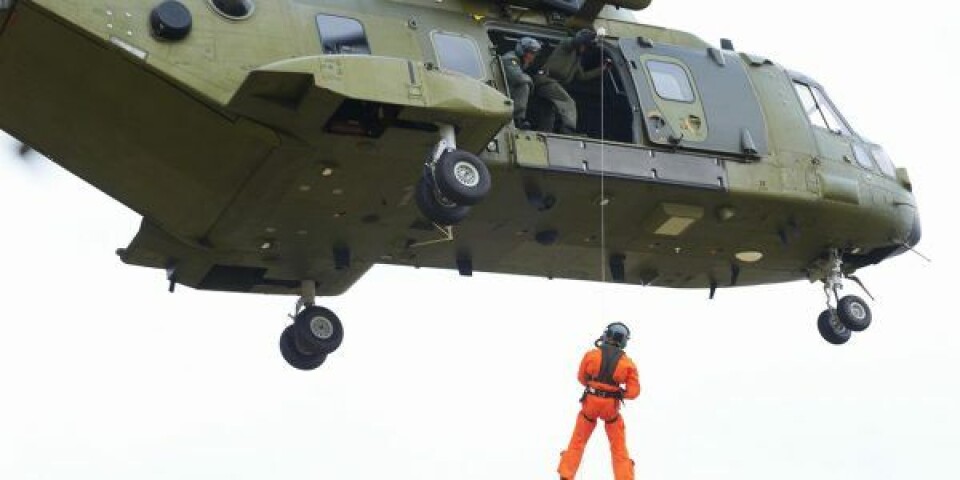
{"left": 596, "top": 345, "right": 624, "bottom": 386}
{"left": 585, "top": 387, "right": 623, "bottom": 399}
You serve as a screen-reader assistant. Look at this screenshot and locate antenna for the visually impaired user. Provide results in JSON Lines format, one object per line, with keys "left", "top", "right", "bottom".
{"left": 901, "top": 243, "right": 932, "bottom": 263}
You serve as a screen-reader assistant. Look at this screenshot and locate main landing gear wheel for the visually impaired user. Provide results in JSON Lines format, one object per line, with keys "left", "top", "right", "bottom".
{"left": 837, "top": 295, "right": 872, "bottom": 332}
{"left": 280, "top": 325, "right": 328, "bottom": 370}
{"left": 433, "top": 149, "right": 491, "bottom": 206}
{"left": 293, "top": 305, "right": 344, "bottom": 354}
{"left": 415, "top": 176, "right": 470, "bottom": 226}
{"left": 414, "top": 125, "right": 492, "bottom": 226}
{"left": 278, "top": 281, "right": 345, "bottom": 371}
{"left": 817, "top": 309, "right": 852, "bottom": 345}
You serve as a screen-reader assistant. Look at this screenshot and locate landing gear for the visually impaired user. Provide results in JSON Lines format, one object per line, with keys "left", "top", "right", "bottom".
{"left": 433, "top": 149, "right": 491, "bottom": 206}
{"left": 415, "top": 176, "right": 470, "bottom": 225}
{"left": 817, "top": 309, "right": 851, "bottom": 345}
{"left": 280, "top": 325, "right": 328, "bottom": 370}
{"left": 837, "top": 295, "right": 872, "bottom": 331}
{"left": 279, "top": 281, "right": 344, "bottom": 370}
{"left": 813, "top": 250, "right": 875, "bottom": 345}
{"left": 293, "top": 306, "right": 344, "bottom": 353}
{"left": 415, "top": 124, "right": 491, "bottom": 226}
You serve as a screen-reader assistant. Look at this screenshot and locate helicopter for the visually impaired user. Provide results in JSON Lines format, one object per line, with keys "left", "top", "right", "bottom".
{"left": 0, "top": 0, "right": 921, "bottom": 370}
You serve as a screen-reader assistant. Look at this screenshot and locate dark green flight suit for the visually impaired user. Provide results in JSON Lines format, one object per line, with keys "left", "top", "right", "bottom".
{"left": 537, "top": 39, "right": 603, "bottom": 132}
{"left": 501, "top": 50, "right": 534, "bottom": 124}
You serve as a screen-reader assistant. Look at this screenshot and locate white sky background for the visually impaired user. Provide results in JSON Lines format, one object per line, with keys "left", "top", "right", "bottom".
{"left": 1, "top": 0, "right": 958, "bottom": 478}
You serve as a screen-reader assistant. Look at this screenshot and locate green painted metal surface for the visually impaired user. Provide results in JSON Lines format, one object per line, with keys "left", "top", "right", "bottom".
{"left": 0, "top": 0, "right": 919, "bottom": 297}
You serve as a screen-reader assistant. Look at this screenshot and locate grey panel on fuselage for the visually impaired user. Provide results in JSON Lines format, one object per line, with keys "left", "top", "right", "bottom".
{"left": 543, "top": 136, "right": 727, "bottom": 190}
{"left": 619, "top": 38, "right": 769, "bottom": 158}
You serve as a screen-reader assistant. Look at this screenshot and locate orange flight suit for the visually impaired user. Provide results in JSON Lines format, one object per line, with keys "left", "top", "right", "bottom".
{"left": 558, "top": 346, "right": 641, "bottom": 480}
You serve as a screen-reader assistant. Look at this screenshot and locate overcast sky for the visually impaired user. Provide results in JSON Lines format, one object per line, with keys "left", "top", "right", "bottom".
{"left": 1, "top": 0, "right": 958, "bottom": 479}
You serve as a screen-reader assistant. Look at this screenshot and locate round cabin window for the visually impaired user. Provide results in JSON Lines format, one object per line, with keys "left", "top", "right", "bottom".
{"left": 207, "top": 0, "right": 255, "bottom": 20}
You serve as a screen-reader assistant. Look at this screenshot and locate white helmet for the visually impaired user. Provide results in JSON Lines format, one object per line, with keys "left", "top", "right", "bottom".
{"left": 515, "top": 37, "right": 542, "bottom": 56}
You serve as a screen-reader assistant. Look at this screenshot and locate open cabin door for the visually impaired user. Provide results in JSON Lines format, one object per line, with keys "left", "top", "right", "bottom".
{"left": 618, "top": 38, "right": 769, "bottom": 160}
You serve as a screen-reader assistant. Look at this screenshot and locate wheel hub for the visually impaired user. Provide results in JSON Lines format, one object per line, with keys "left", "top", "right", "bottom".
{"left": 849, "top": 303, "right": 867, "bottom": 320}
{"left": 453, "top": 161, "right": 480, "bottom": 188}
{"left": 829, "top": 313, "right": 847, "bottom": 333}
{"left": 309, "top": 316, "right": 334, "bottom": 339}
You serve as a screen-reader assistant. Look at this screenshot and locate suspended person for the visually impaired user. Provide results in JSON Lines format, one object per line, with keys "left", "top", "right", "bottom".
{"left": 535, "top": 29, "right": 608, "bottom": 134}
{"left": 501, "top": 36, "right": 543, "bottom": 130}
{"left": 557, "top": 323, "right": 641, "bottom": 480}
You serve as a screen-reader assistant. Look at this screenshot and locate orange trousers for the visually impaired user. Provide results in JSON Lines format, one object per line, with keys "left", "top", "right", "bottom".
{"left": 557, "top": 395, "right": 633, "bottom": 480}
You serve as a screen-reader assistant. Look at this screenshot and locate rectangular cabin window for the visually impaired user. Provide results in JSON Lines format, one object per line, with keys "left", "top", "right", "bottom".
{"left": 431, "top": 32, "right": 485, "bottom": 80}
{"left": 646, "top": 60, "right": 695, "bottom": 103}
{"left": 316, "top": 15, "right": 371, "bottom": 55}
{"left": 793, "top": 82, "right": 852, "bottom": 136}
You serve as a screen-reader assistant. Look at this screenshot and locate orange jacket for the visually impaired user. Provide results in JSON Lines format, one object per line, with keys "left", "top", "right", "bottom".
{"left": 578, "top": 347, "right": 641, "bottom": 400}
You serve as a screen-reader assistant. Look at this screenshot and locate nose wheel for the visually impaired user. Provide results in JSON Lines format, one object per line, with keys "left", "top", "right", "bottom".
{"left": 836, "top": 295, "right": 872, "bottom": 331}
{"left": 279, "top": 282, "right": 345, "bottom": 370}
{"left": 814, "top": 250, "right": 875, "bottom": 345}
{"left": 817, "top": 309, "right": 851, "bottom": 345}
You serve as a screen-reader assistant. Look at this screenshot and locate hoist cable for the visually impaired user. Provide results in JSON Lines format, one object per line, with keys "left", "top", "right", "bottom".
{"left": 598, "top": 31, "right": 608, "bottom": 320}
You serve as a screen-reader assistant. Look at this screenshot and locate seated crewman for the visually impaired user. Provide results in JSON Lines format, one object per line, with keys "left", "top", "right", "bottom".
{"left": 534, "top": 29, "right": 607, "bottom": 134}
{"left": 501, "top": 36, "right": 543, "bottom": 130}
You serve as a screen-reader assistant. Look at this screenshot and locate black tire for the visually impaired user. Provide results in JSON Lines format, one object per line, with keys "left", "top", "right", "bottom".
{"left": 433, "top": 150, "right": 491, "bottom": 206}
{"left": 817, "top": 309, "right": 852, "bottom": 345}
{"left": 280, "top": 326, "right": 327, "bottom": 370}
{"left": 293, "top": 306, "right": 344, "bottom": 354}
{"left": 837, "top": 295, "right": 872, "bottom": 332}
{"left": 415, "top": 176, "right": 470, "bottom": 225}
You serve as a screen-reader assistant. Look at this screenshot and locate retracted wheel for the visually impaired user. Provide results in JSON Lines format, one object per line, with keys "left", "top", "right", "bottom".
{"left": 817, "top": 309, "right": 851, "bottom": 345}
{"left": 293, "top": 306, "right": 344, "bottom": 354}
{"left": 837, "top": 295, "right": 872, "bottom": 332}
{"left": 433, "top": 149, "right": 491, "bottom": 206}
{"left": 280, "top": 325, "right": 327, "bottom": 370}
{"left": 415, "top": 176, "right": 470, "bottom": 225}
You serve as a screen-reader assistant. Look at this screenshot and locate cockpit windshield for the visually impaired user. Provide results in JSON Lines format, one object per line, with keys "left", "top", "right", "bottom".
{"left": 793, "top": 81, "right": 854, "bottom": 136}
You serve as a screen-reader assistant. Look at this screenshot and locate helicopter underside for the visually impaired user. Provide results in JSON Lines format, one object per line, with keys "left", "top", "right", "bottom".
{"left": 0, "top": 1, "right": 915, "bottom": 299}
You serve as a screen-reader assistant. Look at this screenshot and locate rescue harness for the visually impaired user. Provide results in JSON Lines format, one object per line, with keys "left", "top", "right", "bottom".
{"left": 581, "top": 343, "right": 625, "bottom": 402}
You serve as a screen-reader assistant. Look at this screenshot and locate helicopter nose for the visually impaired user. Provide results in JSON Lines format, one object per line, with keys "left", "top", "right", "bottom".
{"left": 906, "top": 211, "right": 922, "bottom": 248}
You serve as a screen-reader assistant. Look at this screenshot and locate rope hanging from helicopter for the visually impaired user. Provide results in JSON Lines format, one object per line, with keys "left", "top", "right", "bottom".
{"left": 598, "top": 28, "right": 609, "bottom": 318}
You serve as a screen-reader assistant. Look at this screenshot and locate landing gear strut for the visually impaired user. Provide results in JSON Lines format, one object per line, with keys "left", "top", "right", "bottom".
{"left": 415, "top": 124, "right": 491, "bottom": 226}
{"left": 815, "top": 250, "right": 874, "bottom": 345}
{"left": 279, "top": 281, "right": 344, "bottom": 370}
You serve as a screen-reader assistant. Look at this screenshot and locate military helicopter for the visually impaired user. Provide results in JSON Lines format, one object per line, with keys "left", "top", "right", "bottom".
{"left": 0, "top": 0, "right": 921, "bottom": 370}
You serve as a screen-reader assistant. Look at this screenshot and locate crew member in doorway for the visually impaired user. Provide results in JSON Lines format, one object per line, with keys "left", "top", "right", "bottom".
{"left": 536, "top": 29, "right": 607, "bottom": 134}
{"left": 558, "top": 323, "right": 640, "bottom": 480}
{"left": 501, "top": 36, "right": 543, "bottom": 130}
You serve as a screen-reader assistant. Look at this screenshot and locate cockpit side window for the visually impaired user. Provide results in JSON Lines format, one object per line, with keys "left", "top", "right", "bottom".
{"left": 793, "top": 82, "right": 852, "bottom": 136}
{"left": 872, "top": 147, "right": 898, "bottom": 178}
{"left": 852, "top": 144, "right": 876, "bottom": 171}
{"left": 316, "top": 15, "right": 371, "bottom": 55}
